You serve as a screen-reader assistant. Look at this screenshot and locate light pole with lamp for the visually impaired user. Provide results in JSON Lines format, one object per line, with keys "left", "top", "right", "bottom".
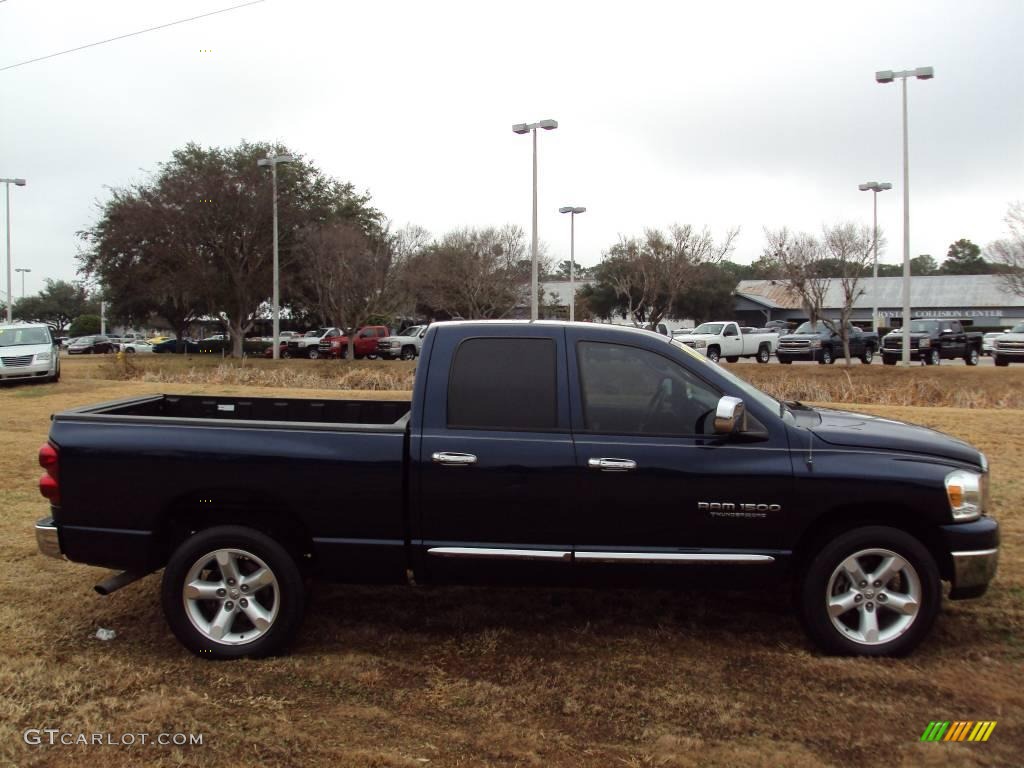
{"left": 875, "top": 66, "right": 933, "bottom": 365}
{"left": 857, "top": 182, "right": 891, "bottom": 333}
{"left": 15, "top": 267, "right": 31, "bottom": 310}
{"left": 558, "top": 206, "right": 585, "bottom": 322}
{"left": 257, "top": 154, "right": 294, "bottom": 359}
{"left": 1, "top": 177, "right": 27, "bottom": 323}
{"left": 512, "top": 119, "right": 558, "bottom": 321}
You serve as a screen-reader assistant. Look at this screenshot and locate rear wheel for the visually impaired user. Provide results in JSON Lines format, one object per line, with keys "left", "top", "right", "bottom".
{"left": 964, "top": 348, "right": 979, "bottom": 366}
{"left": 756, "top": 346, "right": 771, "bottom": 364}
{"left": 161, "top": 525, "right": 306, "bottom": 659}
{"left": 798, "top": 526, "right": 940, "bottom": 656}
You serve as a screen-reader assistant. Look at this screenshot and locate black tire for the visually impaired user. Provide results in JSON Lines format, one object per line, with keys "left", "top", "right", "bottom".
{"left": 756, "top": 346, "right": 771, "bottom": 364}
{"left": 779, "top": 358, "right": 792, "bottom": 365}
{"left": 883, "top": 356, "right": 896, "bottom": 366}
{"left": 725, "top": 356, "right": 739, "bottom": 363}
{"left": 819, "top": 347, "right": 833, "bottom": 365}
{"left": 994, "top": 354, "right": 1008, "bottom": 367}
{"left": 307, "top": 348, "right": 320, "bottom": 360}
{"left": 860, "top": 346, "right": 874, "bottom": 365}
{"left": 400, "top": 346, "right": 416, "bottom": 361}
{"left": 706, "top": 347, "right": 721, "bottom": 363}
{"left": 798, "top": 525, "right": 940, "bottom": 657}
{"left": 964, "top": 348, "right": 979, "bottom": 366}
{"left": 125, "top": 347, "right": 136, "bottom": 354}
{"left": 924, "top": 348, "right": 940, "bottom": 366}
{"left": 161, "top": 525, "right": 306, "bottom": 660}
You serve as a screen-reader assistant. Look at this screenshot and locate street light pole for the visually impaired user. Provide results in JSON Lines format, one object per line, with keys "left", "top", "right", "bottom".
{"left": 513, "top": 119, "right": 558, "bottom": 321}
{"left": 1, "top": 177, "right": 27, "bottom": 324}
{"left": 257, "top": 154, "right": 294, "bottom": 359}
{"left": 858, "top": 182, "right": 891, "bottom": 333}
{"left": 15, "top": 267, "right": 31, "bottom": 301}
{"left": 558, "top": 206, "right": 586, "bottom": 322}
{"left": 875, "top": 66, "right": 933, "bottom": 365}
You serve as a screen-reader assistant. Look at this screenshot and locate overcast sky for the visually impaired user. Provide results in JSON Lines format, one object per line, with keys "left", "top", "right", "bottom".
{"left": 1, "top": 0, "right": 1022, "bottom": 298}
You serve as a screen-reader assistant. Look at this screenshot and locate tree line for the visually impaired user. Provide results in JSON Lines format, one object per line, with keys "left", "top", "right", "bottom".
{"left": 6, "top": 139, "right": 1022, "bottom": 355}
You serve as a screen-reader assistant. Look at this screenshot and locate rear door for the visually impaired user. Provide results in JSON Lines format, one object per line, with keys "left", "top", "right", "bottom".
{"left": 414, "top": 325, "right": 577, "bottom": 583}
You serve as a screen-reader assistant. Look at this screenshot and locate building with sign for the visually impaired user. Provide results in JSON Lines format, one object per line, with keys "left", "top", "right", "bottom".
{"left": 734, "top": 275, "right": 1024, "bottom": 330}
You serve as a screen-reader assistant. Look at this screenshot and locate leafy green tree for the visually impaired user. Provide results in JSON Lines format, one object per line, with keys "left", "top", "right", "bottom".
{"left": 13, "top": 279, "right": 96, "bottom": 333}
{"left": 80, "top": 141, "right": 382, "bottom": 356}
{"left": 940, "top": 239, "right": 990, "bottom": 274}
{"left": 69, "top": 314, "right": 101, "bottom": 336}
{"left": 911, "top": 254, "right": 939, "bottom": 275}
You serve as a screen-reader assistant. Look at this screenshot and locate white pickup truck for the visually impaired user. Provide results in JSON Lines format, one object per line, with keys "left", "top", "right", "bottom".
{"left": 672, "top": 321, "right": 778, "bottom": 363}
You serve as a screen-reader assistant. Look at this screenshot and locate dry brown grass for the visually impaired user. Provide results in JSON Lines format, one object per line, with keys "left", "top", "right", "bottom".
{"left": 1, "top": 376, "right": 1021, "bottom": 766}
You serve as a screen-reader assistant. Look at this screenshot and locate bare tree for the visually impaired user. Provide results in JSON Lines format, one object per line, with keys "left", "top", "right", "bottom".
{"left": 822, "top": 222, "right": 877, "bottom": 363}
{"left": 989, "top": 202, "right": 1024, "bottom": 296}
{"left": 296, "top": 221, "right": 402, "bottom": 359}
{"left": 763, "top": 227, "right": 829, "bottom": 322}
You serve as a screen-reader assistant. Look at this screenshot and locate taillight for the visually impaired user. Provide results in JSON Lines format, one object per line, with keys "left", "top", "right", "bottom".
{"left": 39, "top": 442, "right": 60, "bottom": 505}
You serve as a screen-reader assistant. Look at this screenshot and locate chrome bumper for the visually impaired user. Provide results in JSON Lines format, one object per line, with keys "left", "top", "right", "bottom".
{"left": 35, "top": 517, "right": 63, "bottom": 559}
{"left": 951, "top": 548, "right": 998, "bottom": 590}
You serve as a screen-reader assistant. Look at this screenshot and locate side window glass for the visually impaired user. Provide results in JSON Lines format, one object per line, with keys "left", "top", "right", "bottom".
{"left": 577, "top": 342, "right": 721, "bottom": 436}
{"left": 448, "top": 338, "right": 557, "bottom": 431}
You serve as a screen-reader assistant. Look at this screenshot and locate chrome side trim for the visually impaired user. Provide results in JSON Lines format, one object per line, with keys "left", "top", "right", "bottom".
{"left": 951, "top": 548, "right": 999, "bottom": 589}
{"left": 34, "top": 518, "right": 63, "bottom": 559}
{"left": 427, "top": 547, "right": 571, "bottom": 561}
{"left": 574, "top": 552, "right": 774, "bottom": 564}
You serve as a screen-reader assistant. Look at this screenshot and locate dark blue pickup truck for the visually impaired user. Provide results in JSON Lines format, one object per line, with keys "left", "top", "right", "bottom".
{"left": 34, "top": 321, "right": 999, "bottom": 658}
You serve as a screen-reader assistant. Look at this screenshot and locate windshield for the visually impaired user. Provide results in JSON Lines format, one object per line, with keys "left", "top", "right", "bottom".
{"left": 71, "top": 336, "right": 95, "bottom": 344}
{"left": 669, "top": 338, "right": 792, "bottom": 422}
{"left": 909, "top": 320, "right": 940, "bottom": 333}
{"left": 793, "top": 321, "right": 828, "bottom": 334}
{"left": 691, "top": 323, "right": 724, "bottom": 335}
{"left": 404, "top": 326, "right": 422, "bottom": 336}
{"left": 0, "top": 327, "right": 51, "bottom": 347}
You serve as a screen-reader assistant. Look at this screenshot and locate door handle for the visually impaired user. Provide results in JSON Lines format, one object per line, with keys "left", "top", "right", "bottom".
{"left": 588, "top": 458, "right": 637, "bottom": 472}
{"left": 432, "top": 452, "right": 478, "bottom": 467}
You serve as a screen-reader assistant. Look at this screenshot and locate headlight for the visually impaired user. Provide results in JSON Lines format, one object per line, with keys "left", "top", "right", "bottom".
{"left": 918, "top": 338, "right": 929, "bottom": 348}
{"left": 695, "top": 340, "right": 706, "bottom": 348}
{"left": 35, "top": 351, "right": 52, "bottom": 362}
{"left": 809, "top": 340, "right": 821, "bottom": 348}
{"left": 945, "top": 470, "right": 983, "bottom": 522}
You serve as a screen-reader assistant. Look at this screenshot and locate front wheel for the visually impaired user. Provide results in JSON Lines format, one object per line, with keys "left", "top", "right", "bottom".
{"left": 925, "top": 348, "right": 940, "bottom": 366}
{"left": 819, "top": 348, "right": 833, "bottom": 365}
{"left": 161, "top": 525, "right": 306, "bottom": 659}
{"left": 307, "top": 348, "right": 320, "bottom": 360}
{"left": 798, "top": 525, "right": 940, "bottom": 656}
{"left": 756, "top": 346, "right": 771, "bottom": 364}
{"left": 860, "top": 347, "right": 874, "bottom": 364}
{"left": 706, "top": 347, "right": 721, "bottom": 363}
{"left": 965, "top": 348, "right": 979, "bottom": 366}
{"left": 883, "top": 356, "right": 896, "bottom": 366}
{"left": 725, "top": 356, "right": 739, "bottom": 363}
{"left": 994, "top": 354, "right": 1008, "bottom": 367}
{"left": 400, "top": 346, "right": 416, "bottom": 361}
{"left": 779, "top": 358, "right": 792, "bottom": 365}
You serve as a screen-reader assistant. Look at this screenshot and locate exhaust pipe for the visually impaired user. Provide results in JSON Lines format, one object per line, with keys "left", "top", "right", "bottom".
{"left": 94, "top": 570, "right": 149, "bottom": 596}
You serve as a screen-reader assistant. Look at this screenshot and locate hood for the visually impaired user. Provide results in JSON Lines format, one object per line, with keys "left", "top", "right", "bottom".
{"left": 0, "top": 342, "right": 52, "bottom": 355}
{"left": 779, "top": 333, "right": 826, "bottom": 342}
{"left": 883, "top": 331, "right": 927, "bottom": 341}
{"left": 810, "top": 407, "right": 983, "bottom": 468}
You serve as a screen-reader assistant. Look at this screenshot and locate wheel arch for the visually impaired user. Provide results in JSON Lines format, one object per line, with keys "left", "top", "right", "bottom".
{"left": 792, "top": 505, "right": 952, "bottom": 583}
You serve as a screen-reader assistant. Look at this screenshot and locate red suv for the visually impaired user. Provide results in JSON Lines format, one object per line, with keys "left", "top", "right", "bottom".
{"left": 319, "top": 326, "right": 391, "bottom": 359}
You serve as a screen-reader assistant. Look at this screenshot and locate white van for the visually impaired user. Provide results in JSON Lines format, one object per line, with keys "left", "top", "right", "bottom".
{"left": 0, "top": 323, "right": 60, "bottom": 383}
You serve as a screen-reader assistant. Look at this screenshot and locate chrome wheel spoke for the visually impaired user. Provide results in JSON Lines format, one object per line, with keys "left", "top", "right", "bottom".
{"left": 241, "top": 600, "right": 273, "bottom": 631}
{"left": 858, "top": 607, "right": 880, "bottom": 643}
{"left": 880, "top": 591, "right": 918, "bottom": 616}
{"left": 184, "top": 580, "right": 223, "bottom": 600}
{"left": 840, "top": 556, "right": 868, "bottom": 586}
{"left": 828, "top": 591, "right": 859, "bottom": 618}
{"left": 209, "top": 604, "right": 235, "bottom": 640}
{"left": 215, "top": 550, "right": 242, "bottom": 584}
{"left": 871, "top": 555, "right": 906, "bottom": 587}
{"left": 242, "top": 567, "right": 275, "bottom": 592}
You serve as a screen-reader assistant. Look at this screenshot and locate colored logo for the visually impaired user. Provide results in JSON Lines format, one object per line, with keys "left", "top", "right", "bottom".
{"left": 920, "top": 721, "right": 996, "bottom": 742}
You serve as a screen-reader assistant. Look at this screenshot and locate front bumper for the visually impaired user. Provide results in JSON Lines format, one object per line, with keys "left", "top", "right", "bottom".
{"left": 0, "top": 360, "right": 52, "bottom": 379}
{"left": 35, "top": 517, "right": 63, "bottom": 559}
{"left": 939, "top": 516, "right": 999, "bottom": 599}
{"left": 992, "top": 347, "right": 1024, "bottom": 359}
{"left": 776, "top": 349, "right": 821, "bottom": 362}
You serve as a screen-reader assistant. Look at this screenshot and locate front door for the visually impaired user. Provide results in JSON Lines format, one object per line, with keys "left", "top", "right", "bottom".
{"left": 565, "top": 330, "right": 795, "bottom": 584}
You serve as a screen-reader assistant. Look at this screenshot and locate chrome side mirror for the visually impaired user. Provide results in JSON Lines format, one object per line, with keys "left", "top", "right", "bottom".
{"left": 714, "top": 396, "right": 746, "bottom": 434}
